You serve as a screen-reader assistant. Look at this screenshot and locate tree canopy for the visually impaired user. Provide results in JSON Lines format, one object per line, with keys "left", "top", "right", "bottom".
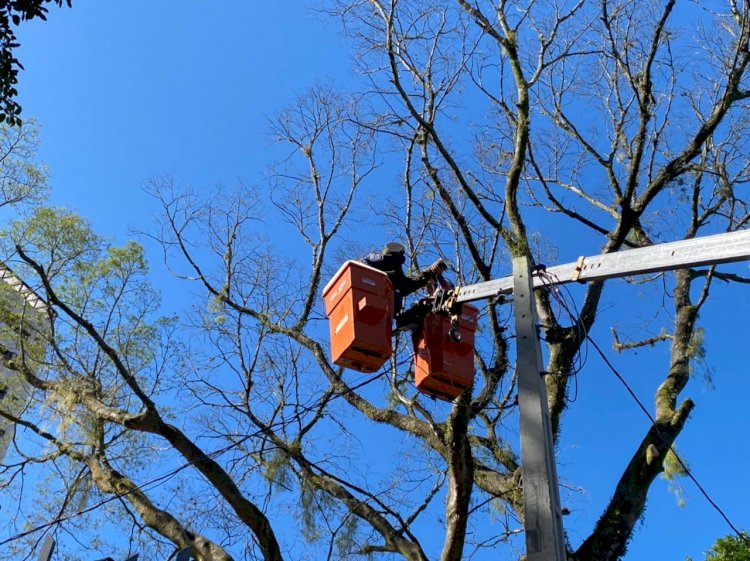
{"left": 0, "top": 0, "right": 72, "bottom": 125}
{"left": 701, "top": 534, "right": 750, "bottom": 561}
{"left": 1, "top": 1, "right": 750, "bottom": 561}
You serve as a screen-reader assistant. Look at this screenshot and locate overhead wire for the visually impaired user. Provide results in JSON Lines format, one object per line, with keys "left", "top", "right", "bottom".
{"left": 2, "top": 258, "right": 450, "bottom": 550}
{"left": 5, "top": 264, "right": 465, "bottom": 551}
{"left": 0, "top": 364, "right": 388, "bottom": 550}
{"left": 534, "top": 269, "right": 747, "bottom": 544}
{"left": 12, "top": 267, "right": 747, "bottom": 553}
{"left": 538, "top": 269, "right": 750, "bottom": 546}
{"left": 0, "top": 432, "right": 256, "bottom": 548}
{"left": 536, "top": 269, "right": 589, "bottom": 402}
{"left": 586, "top": 335, "right": 748, "bottom": 544}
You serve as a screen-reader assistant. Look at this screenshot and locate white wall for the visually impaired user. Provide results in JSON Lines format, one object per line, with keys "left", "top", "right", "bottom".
{"left": 0, "top": 268, "right": 47, "bottom": 464}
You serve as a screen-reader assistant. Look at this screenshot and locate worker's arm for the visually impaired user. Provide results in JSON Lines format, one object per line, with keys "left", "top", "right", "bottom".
{"left": 398, "top": 259, "right": 448, "bottom": 297}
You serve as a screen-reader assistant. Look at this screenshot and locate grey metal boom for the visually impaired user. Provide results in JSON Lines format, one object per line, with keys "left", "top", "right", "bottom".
{"left": 455, "top": 229, "right": 750, "bottom": 303}
{"left": 484, "top": 229, "right": 750, "bottom": 561}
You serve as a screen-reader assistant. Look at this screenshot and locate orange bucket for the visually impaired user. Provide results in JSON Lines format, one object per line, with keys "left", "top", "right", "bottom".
{"left": 413, "top": 305, "right": 478, "bottom": 400}
{"left": 322, "top": 261, "right": 394, "bottom": 372}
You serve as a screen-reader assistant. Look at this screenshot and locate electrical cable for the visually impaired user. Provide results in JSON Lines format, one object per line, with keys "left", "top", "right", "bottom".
{"left": 551, "top": 272, "right": 590, "bottom": 372}
{"left": 586, "top": 334, "right": 749, "bottom": 545}
{"left": 0, "top": 366, "right": 388, "bottom": 550}
{"left": 0, "top": 433, "right": 259, "bottom": 548}
{"left": 534, "top": 269, "right": 747, "bottom": 544}
{"left": 536, "top": 270, "right": 589, "bottom": 401}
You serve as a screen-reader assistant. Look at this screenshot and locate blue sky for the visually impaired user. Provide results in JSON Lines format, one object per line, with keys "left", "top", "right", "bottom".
{"left": 8, "top": 1, "right": 750, "bottom": 560}
{"left": 16, "top": 2, "right": 350, "bottom": 237}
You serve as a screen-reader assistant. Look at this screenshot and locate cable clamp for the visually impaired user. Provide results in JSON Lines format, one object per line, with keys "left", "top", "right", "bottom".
{"left": 572, "top": 256, "right": 585, "bottom": 282}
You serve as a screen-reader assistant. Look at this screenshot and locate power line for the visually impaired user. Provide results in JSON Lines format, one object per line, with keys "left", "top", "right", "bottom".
{"left": 0, "top": 368, "right": 387, "bottom": 550}
{"left": 537, "top": 271, "right": 748, "bottom": 544}
{"left": 537, "top": 270, "right": 589, "bottom": 401}
{"left": 586, "top": 335, "right": 749, "bottom": 544}
{"left": 0, "top": 431, "right": 260, "bottom": 548}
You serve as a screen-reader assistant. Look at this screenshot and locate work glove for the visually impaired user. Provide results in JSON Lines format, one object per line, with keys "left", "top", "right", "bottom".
{"left": 428, "top": 258, "right": 449, "bottom": 276}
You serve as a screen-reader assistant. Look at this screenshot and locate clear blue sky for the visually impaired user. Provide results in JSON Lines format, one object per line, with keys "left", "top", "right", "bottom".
{"left": 17, "top": 1, "right": 351, "bottom": 237}
{"left": 9, "top": 2, "right": 750, "bottom": 560}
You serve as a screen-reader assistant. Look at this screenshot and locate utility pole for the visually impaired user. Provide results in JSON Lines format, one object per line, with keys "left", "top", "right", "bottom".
{"left": 513, "top": 256, "right": 566, "bottom": 561}
{"left": 446, "top": 229, "right": 750, "bottom": 561}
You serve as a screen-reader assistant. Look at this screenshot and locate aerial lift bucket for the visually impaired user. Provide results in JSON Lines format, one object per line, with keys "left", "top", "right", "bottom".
{"left": 322, "top": 261, "right": 394, "bottom": 373}
{"left": 412, "top": 305, "right": 479, "bottom": 400}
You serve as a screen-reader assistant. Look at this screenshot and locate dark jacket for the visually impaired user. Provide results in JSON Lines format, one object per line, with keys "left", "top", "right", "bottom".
{"left": 362, "top": 252, "right": 431, "bottom": 298}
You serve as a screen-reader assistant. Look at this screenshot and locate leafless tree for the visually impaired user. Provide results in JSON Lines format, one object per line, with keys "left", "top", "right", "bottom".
{"left": 1, "top": 2, "right": 750, "bottom": 561}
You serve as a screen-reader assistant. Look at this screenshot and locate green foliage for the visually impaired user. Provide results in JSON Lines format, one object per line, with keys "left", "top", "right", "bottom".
{"left": 687, "top": 326, "right": 714, "bottom": 387}
{"left": 1, "top": 1, "right": 73, "bottom": 125}
{"left": 0, "top": 279, "right": 46, "bottom": 362}
{"left": 207, "top": 294, "right": 228, "bottom": 325}
{"left": 3, "top": 206, "right": 173, "bottom": 445}
{"left": 1, "top": 203, "right": 174, "bottom": 558}
{"left": 704, "top": 534, "right": 750, "bottom": 561}
{"left": 686, "top": 327, "right": 706, "bottom": 367}
{"left": 7, "top": 206, "right": 102, "bottom": 278}
{"left": 263, "top": 448, "right": 293, "bottom": 490}
{"left": 299, "top": 479, "right": 322, "bottom": 542}
{"left": 660, "top": 448, "right": 688, "bottom": 507}
{"left": 298, "top": 477, "right": 337, "bottom": 544}
{"left": 0, "top": 121, "right": 48, "bottom": 208}
{"left": 334, "top": 513, "right": 360, "bottom": 558}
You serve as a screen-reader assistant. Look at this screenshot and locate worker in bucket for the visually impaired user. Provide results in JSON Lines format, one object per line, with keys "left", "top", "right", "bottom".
{"left": 362, "top": 242, "right": 447, "bottom": 331}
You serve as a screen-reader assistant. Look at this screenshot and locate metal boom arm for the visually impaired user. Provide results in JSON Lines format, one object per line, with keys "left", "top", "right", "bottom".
{"left": 454, "top": 230, "right": 750, "bottom": 303}
{"left": 451, "top": 229, "right": 750, "bottom": 561}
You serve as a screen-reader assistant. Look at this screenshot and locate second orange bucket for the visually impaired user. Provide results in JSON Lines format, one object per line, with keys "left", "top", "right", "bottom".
{"left": 413, "top": 305, "right": 479, "bottom": 400}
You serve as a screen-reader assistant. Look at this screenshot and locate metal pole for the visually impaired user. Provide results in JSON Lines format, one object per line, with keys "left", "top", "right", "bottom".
{"left": 513, "top": 257, "right": 566, "bottom": 561}
{"left": 36, "top": 535, "right": 55, "bottom": 561}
